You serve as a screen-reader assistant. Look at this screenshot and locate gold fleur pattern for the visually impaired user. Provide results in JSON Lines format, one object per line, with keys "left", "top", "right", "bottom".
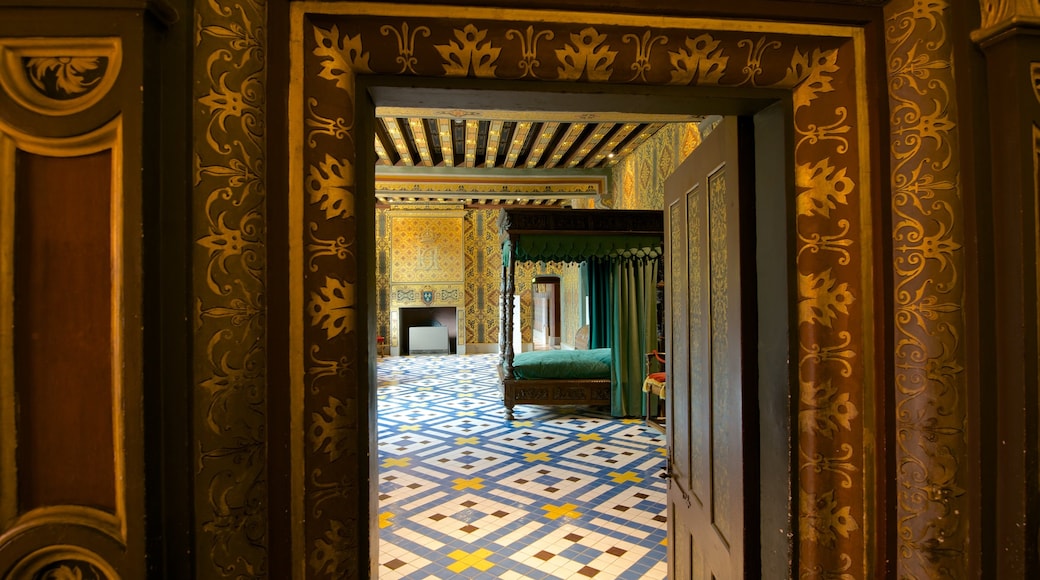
{"left": 885, "top": 0, "right": 968, "bottom": 576}
{"left": 297, "top": 11, "right": 869, "bottom": 577}
{"left": 463, "top": 209, "right": 502, "bottom": 345}
{"left": 194, "top": 0, "right": 268, "bottom": 576}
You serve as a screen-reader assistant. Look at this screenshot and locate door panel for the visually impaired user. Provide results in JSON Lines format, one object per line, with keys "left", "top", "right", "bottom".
{"left": 666, "top": 116, "right": 757, "bottom": 578}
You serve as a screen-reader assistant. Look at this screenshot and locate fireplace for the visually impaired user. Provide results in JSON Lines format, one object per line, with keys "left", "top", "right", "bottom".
{"left": 398, "top": 306, "right": 457, "bottom": 355}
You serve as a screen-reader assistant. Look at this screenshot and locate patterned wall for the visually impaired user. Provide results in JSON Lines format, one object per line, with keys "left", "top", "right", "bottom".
{"left": 884, "top": 1, "right": 969, "bottom": 577}
{"left": 376, "top": 207, "right": 582, "bottom": 349}
{"left": 609, "top": 120, "right": 713, "bottom": 209}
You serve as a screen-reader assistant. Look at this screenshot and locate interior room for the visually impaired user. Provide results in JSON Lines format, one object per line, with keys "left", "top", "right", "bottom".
{"left": 371, "top": 109, "right": 703, "bottom": 577}
{"left": 4, "top": 2, "right": 1038, "bottom": 580}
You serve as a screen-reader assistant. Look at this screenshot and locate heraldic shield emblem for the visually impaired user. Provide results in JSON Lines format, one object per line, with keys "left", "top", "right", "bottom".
{"left": 422, "top": 288, "right": 434, "bottom": 305}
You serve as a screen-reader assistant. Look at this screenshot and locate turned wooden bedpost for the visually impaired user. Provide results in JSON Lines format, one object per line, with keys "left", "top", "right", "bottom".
{"left": 501, "top": 242, "right": 516, "bottom": 379}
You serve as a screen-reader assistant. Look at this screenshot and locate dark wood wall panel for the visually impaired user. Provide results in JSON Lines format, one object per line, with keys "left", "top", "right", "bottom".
{"left": 14, "top": 150, "right": 115, "bottom": 513}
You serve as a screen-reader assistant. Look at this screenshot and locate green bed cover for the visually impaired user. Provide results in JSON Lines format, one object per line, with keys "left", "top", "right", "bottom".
{"left": 510, "top": 348, "right": 613, "bottom": 380}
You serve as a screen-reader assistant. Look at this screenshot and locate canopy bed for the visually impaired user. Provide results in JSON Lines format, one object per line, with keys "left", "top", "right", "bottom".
{"left": 498, "top": 208, "right": 664, "bottom": 420}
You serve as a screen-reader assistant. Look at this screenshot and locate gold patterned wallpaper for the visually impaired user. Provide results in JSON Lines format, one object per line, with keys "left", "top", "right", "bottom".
{"left": 608, "top": 120, "right": 711, "bottom": 210}
{"left": 376, "top": 207, "right": 582, "bottom": 349}
{"left": 390, "top": 213, "right": 464, "bottom": 283}
{"left": 885, "top": 0, "right": 969, "bottom": 577}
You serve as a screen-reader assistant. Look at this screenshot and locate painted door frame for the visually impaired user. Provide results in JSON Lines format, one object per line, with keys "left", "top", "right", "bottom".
{"left": 285, "top": 6, "right": 881, "bottom": 578}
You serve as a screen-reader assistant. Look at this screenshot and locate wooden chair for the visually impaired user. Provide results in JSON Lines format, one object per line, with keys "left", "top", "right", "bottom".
{"left": 643, "top": 350, "right": 666, "bottom": 431}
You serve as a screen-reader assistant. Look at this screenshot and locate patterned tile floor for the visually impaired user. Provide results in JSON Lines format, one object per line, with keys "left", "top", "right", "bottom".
{"left": 377, "top": 353, "right": 668, "bottom": 579}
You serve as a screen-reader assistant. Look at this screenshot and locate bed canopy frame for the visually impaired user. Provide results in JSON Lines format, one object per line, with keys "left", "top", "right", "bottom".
{"left": 498, "top": 207, "right": 665, "bottom": 418}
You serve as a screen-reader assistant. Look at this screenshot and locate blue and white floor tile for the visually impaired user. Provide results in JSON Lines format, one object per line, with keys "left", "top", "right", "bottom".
{"left": 377, "top": 353, "right": 668, "bottom": 579}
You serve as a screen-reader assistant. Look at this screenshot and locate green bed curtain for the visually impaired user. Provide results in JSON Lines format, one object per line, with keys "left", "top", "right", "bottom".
{"left": 585, "top": 260, "right": 613, "bottom": 349}
{"left": 585, "top": 254, "right": 660, "bottom": 417}
{"left": 610, "top": 255, "right": 660, "bottom": 417}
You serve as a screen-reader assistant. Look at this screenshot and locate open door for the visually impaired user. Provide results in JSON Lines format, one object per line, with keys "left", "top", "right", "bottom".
{"left": 665, "top": 116, "right": 759, "bottom": 578}
{"left": 532, "top": 276, "right": 560, "bottom": 349}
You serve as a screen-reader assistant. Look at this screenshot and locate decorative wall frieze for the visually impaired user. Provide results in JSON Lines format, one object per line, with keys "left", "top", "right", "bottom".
{"left": 192, "top": 0, "right": 269, "bottom": 576}
{"left": 885, "top": 0, "right": 969, "bottom": 577}
{"left": 0, "top": 37, "right": 120, "bottom": 116}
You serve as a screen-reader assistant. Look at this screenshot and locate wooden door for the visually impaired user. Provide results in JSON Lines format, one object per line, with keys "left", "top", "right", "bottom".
{"left": 665, "top": 116, "right": 758, "bottom": 578}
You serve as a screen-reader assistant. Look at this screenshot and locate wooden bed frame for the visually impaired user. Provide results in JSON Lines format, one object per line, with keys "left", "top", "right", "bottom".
{"left": 498, "top": 208, "right": 664, "bottom": 419}
{"left": 500, "top": 326, "right": 611, "bottom": 420}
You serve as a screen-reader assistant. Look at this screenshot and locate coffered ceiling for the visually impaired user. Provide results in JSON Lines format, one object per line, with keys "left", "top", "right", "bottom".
{"left": 373, "top": 107, "right": 704, "bottom": 207}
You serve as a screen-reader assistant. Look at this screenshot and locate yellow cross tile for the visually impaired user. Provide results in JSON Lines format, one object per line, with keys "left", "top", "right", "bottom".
{"left": 578, "top": 433, "right": 602, "bottom": 441}
{"left": 657, "top": 446, "right": 667, "bottom": 456}
{"left": 622, "top": 418, "right": 644, "bottom": 424}
{"left": 609, "top": 471, "right": 643, "bottom": 484}
{"left": 511, "top": 420, "right": 533, "bottom": 427}
{"left": 524, "top": 452, "right": 550, "bottom": 462}
{"left": 452, "top": 477, "right": 485, "bottom": 490}
{"left": 399, "top": 424, "right": 421, "bottom": 431}
{"left": 542, "top": 503, "right": 581, "bottom": 520}
{"left": 458, "top": 392, "right": 474, "bottom": 397}
{"left": 446, "top": 548, "right": 495, "bottom": 573}
{"left": 417, "top": 386, "right": 432, "bottom": 391}
{"left": 457, "top": 410, "right": 477, "bottom": 417}
{"left": 378, "top": 512, "right": 394, "bottom": 529}
{"left": 381, "top": 457, "right": 410, "bottom": 468}
{"left": 456, "top": 436, "right": 478, "bottom": 445}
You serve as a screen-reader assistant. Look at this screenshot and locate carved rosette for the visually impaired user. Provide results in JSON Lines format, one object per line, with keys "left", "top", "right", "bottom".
{"left": 0, "top": 38, "right": 120, "bottom": 116}
{"left": 884, "top": 1, "right": 969, "bottom": 577}
{"left": 193, "top": 0, "right": 268, "bottom": 576}
{"left": 297, "top": 8, "right": 871, "bottom": 578}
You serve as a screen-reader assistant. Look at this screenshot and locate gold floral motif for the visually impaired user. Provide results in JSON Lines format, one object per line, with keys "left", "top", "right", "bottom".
{"left": 623, "top": 30, "right": 668, "bottom": 82}
{"left": 505, "top": 25, "right": 555, "bottom": 79}
{"left": 668, "top": 34, "right": 728, "bottom": 85}
{"left": 381, "top": 22, "right": 431, "bottom": 74}
{"left": 306, "top": 97, "right": 352, "bottom": 148}
{"left": 737, "top": 37, "right": 782, "bottom": 86}
{"left": 306, "top": 227, "right": 352, "bottom": 273}
{"left": 798, "top": 218, "right": 854, "bottom": 266}
{"left": 800, "top": 553, "right": 856, "bottom": 580}
{"left": 800, "top": 489, "right": 860, "bottom": 547}
{"left": 886, "top": 0, "right": 967, "bottom": 575}
{"left": 797, "top": 107, "right": 851, "bottom": 155}
{"left": 313, "top": 25, "right": 371, "bottom": 91}
{"left": 307, "top": 344, "right": 353, "bottom": 393}
{"left": 800, "top": 379, "right": 860, "bottom": 440}
{"left": 0, "top": 38, "right": 120, "bottom": 115}
{"left": 800, "top": 331, "right": 856, "bottom": 379}
{"left": 798, "top": 269, "right": 855, "bottom": 328}
{"left": 308, "top": 276, "right": 355, "bottom": 340}
{"left": 310, "top": 396, "right": 356, "bottom": 461}
{"left": 198, "top": 72, "right": 254, "bottom": 140}
{"left": 800, "top": 443, "right": 858, "bottom": 490}
{"left": 25, "top": 56, "right": 105, "bottom": 98}
{"left": 435, "top": 24, "right": 500, "bottom": 77}
{"left": 556, "top": 27, "right": 616, "bottom": 81}
{"left": 796, "top": 157, "right": 855, "bottom": 218}
{"left": 195, "top": 0, "right": 268, "bottom": 575}
{"left": 784, "top": 48, "right": 841, "bottom": 106}
{"left": 309, "top": 519, "right": 355, "bottom": 575}
{"left": 307, "top": 154, "right": 354, "bottom": 219}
